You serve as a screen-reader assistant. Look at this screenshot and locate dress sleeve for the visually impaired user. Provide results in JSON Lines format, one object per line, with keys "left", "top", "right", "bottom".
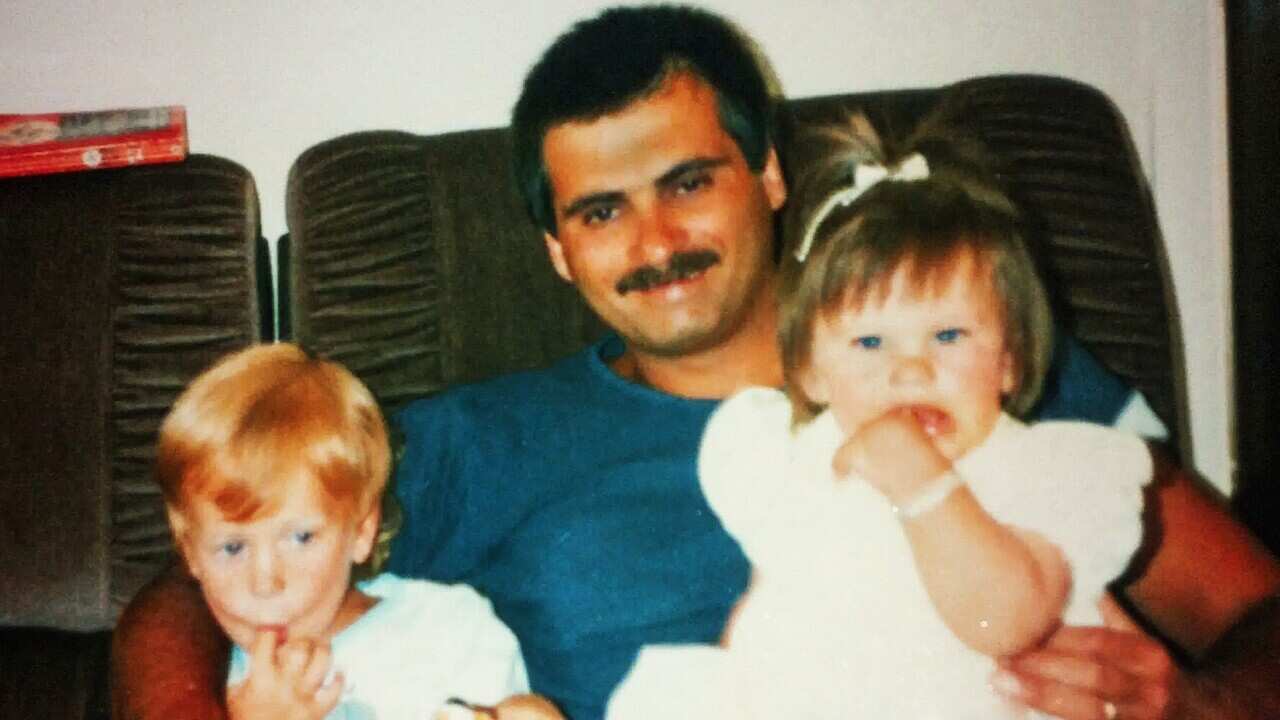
{"left": 969, "top": 421, "right": 1152, "bottom": 615}
{"left": 697, "top": 388, "right": 795, "bottom": 558}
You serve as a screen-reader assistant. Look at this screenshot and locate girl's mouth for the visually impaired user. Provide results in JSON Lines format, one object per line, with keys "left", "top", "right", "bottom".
{"left": 904, "top": 404, "right": 953, "bottom": 437}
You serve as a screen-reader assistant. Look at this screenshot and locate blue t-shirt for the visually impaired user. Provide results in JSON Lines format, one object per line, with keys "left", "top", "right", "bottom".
{"left": 389, "top": 335, "right": 743, "bottom": 719}
{"left": 389, "top": 333, "right": 1136, "bottom": 719}
{"left": 1031, "top": 330, "right": 1132, "bottom": 424}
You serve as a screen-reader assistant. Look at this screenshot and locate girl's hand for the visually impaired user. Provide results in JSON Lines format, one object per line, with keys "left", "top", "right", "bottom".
{"left": 833, "top": 407, "right": 952, "bottom": 507}
{"left": 227, "top": 630, "right": 344, "bottom": 720}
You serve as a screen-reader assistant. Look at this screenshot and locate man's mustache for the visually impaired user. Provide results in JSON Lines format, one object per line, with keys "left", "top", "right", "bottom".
{"left": 616, "top": 250, "right": 721, "bottom": 295}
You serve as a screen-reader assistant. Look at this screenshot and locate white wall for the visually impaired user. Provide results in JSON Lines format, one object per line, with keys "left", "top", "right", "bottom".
{"left": 2, "top": 1, "right": 1234, "bottom": 491}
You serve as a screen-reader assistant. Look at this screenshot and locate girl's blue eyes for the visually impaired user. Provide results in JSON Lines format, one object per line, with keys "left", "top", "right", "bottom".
{"left": 854, "top": 335, "right": 882, "bottom": 349}
{"left": 293, "top": 530, "right": 315, "bottom": 545}
{"left": 935, "top": 327, "right": 964, "bottom": 343}
{"left": 219, "top": 541, "right": 245, "bottom": 557}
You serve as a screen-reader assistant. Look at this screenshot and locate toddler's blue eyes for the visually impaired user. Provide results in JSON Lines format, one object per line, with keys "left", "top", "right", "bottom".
{"left": 936, "top": 328, "right": 963, "bottom": 343}
{"left": 293, "top": 530, "right": 315, "bottom": 545}
{"left": 219, "top": 541, "right": 244, "bottom": 557}
{"left": 854, "top": 336, "right": 882, "bottom": 350}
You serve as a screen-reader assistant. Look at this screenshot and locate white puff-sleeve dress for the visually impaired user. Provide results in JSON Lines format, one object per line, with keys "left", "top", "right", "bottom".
{"left": 609, "top": 387, "right": 1151, "bottom": 720}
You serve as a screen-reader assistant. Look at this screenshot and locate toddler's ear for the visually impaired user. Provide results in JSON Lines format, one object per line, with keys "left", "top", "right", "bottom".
{"left": 351, "top": 506, "right": 381, "bottom": 564}
{"left": 165, "top": 508, "right": 202, "bottom": 581}
{"left": 999, "top": 349, "right": 1017, "bottom": 395}
{"left": 795, "top": 364, "right": 831, "bottom": 406}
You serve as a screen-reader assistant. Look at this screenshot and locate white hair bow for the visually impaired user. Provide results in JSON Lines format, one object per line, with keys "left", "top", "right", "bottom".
{"left": 792, "top": 152, "right": 930, "bottom": 262}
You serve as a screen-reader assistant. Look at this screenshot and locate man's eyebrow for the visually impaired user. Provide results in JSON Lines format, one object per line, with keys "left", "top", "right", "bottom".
{"left": 560, "top": 190, "right": 626, "bottom": 221}
{"left": 557, "top": 156, "right": 731, "bottom": 220}
{"left": 656, "top": 156, "right": 730, "bottom": 188}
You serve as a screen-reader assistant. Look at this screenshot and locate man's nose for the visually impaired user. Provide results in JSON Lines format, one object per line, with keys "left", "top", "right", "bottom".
{"left": 250, "top": 549, "right": 285, "bottom": 598}
{"left": 633, "top": 203, "right": 685, "bottom": 265}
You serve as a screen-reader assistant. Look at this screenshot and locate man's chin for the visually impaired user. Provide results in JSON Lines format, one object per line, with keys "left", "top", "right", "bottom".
{"left": 624, "top": 325, "right": 724, "bottom": 359}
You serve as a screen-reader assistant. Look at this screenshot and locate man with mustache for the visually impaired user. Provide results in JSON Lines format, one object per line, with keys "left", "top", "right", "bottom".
{"left": 614, "top": 250, "right": 720, "bottom": 297}
{"left": 115, "top": 5, "right": 1280, "bottom": 720}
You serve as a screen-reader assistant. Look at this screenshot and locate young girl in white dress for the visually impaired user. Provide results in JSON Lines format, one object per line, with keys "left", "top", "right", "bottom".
{"left": 608, "top": 111, "right": 1152, "bottom": 719}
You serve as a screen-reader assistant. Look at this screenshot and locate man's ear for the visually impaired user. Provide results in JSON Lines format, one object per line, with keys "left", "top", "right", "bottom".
{"left": 544, "top": 232, "right": 574, "bottom": 283}
{"left": 761, "top": 147, "right": 787, "bottom": 210}
{"left": 351, "top": 505, "right": 381, "bottom": 565}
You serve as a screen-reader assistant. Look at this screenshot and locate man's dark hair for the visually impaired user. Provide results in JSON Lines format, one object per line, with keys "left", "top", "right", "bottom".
{"left": 512, "top": 4, "right": 776, "bottom": 235}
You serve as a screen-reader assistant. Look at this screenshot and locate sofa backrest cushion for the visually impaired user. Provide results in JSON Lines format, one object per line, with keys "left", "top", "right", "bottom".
{"left": 0, "top": 155, "right": 267, "bottom": 630}
{"left": 283, "top": 129, "right": 608, "bottom": 411}
{"left": 285, "top": 74, "right": 1186, "bottom": 454}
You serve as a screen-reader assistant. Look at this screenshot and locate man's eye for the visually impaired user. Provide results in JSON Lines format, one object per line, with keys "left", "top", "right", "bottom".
{"left": 582, "top": 205, "right": 618, "bottom": 225}
{"left": 935, "top": 328, "right": 966, "bottom": 343}
{"left": 674, "top": 172, "right": 711, "bottom": 195}
{"left": 854, "top": 335, "right": 882, "bottom": 350}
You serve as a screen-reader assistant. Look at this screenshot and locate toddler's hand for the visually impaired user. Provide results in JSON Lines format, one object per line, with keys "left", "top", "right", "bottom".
{"left": 437, "top": 694, "right": 564, "bottom": 720}
{"left": 833, "top": 407, "right": 951, "bottom": 507}
{"left": 227, "top": 630, "right": 344, "bottom": 720}
{"left": 495, "top": 694, "right": 565, "bottom": 719}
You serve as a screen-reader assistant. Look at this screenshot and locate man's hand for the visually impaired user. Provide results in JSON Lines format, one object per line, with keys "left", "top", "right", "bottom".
{"left": 832, "top": 407, "right": 951, "bottom": 507}
{"left": 227, "top": 631, "right": 344, "bottom": 720}
{"left": 991, "top": 595, "right": 1175, "bottom": 719}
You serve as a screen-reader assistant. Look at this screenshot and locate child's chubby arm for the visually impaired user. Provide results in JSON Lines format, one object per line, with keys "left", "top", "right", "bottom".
{"left": 834, "top": 408, "right": 1071, "bottom": 657}
{"left": 226, "top": 630, "right": 344, "bottom": 720}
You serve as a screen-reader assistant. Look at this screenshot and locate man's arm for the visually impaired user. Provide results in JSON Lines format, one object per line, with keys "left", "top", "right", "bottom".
{"left": 111, "top": 562, "right": 230, "bottom": 720}
{"left": 995, "top": 445, "right": 1280, "bottom": 719}
{"left": 1123, "top": 447, "right": 1280, "bottom": 718}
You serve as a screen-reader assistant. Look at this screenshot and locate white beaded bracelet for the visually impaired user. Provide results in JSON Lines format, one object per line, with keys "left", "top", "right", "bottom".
{"left": 892, "top": 470, "right": 965, "bottom": 519}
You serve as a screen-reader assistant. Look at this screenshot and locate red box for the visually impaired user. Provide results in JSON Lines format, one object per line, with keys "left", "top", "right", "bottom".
{"left": 0, "top": 106, "right": 188, "bottom": 179}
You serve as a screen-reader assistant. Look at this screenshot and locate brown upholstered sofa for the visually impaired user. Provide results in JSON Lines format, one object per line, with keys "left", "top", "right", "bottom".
{"left": 0, "top": 157, "right": 269, "bottom": 718}
{"left": 282, "top": 74, "right": 1186, "bottom": 443}
{"left": 0, "top": 74, "right": 1185, "bottom": 718}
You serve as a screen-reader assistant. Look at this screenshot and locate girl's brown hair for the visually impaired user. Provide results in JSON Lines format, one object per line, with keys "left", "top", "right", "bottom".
{"left": 778, "top": 112, "right": 1054, "bottom": 423}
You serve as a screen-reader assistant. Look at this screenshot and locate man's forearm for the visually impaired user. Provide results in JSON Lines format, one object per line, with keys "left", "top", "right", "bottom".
{"left": 111, "top": 562, "right": 230, "bottom": 720}
{"left": 1122, "top": 445, "right": 1280, "bottom": 719}
{"left": 1176, "top": 594, "right": 1280, "bottom": 720}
